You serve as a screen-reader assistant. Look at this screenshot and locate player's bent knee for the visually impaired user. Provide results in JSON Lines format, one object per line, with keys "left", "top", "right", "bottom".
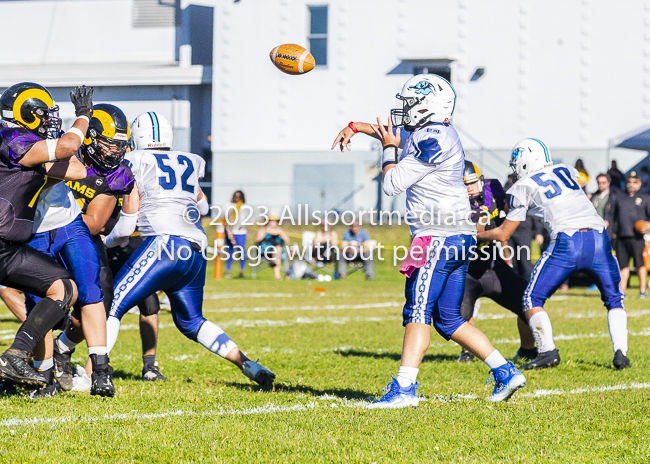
{"left": 138, "top": 294, "right": 160, "bottom": 317}
{"left": 433, "top": 317, "right": 465, "bottom": 341}
{"left": 47, "top": 278, "right": 77, "bottom": 307}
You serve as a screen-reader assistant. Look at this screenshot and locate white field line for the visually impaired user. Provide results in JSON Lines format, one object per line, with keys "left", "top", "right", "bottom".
{"left": 519, "top": 382, "right": 650, "bottom": 398}
{"left": 2, "top": 382, "right": 649, "bottom": 428}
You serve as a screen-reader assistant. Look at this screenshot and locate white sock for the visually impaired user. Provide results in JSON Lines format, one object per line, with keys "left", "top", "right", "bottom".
{"left": 484, "top": 350, "right": 507, "bottom": 370}
{"left": 396, "top": 366, "right": 419, "bottom": 388}
{"left": 197, "top": 321, "right": 237, "bottom": 358}
{"left": 33, "top": 357, "right": 53, "bottom": 372}
{"left": 88, "top": 346, "right": 108, "bottom": 356}
{"left": 106, "top": 316, "right": 121, "bottom": 354}
{"left": 57, "top": 331, "right": 78, "bottom": 354}
{"left": 528, "top": 311, "right": 556, "bottom": 352}
{"left": 608, "top": 309, "right": 628, "bottom": 355}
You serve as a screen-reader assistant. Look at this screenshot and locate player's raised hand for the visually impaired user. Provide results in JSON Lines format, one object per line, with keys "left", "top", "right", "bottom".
{"left": 70, "top": 85, "right": 94, "bottom": 119}
{"left": 331, "top": 126, "right": 355, "bottom": 152}
{"left": 371, "top": 116, "right": 400, "bottom": 148}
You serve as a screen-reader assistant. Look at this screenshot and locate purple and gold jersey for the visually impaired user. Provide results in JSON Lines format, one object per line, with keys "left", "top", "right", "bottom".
{"left": 469, "top": 178, "right": 507, "bottom": 276}
{"left": 67, "top": 161, "right": 135, "bottom": 214}
{"left": 0, "top": 126, "right": 47, "bottom": 242}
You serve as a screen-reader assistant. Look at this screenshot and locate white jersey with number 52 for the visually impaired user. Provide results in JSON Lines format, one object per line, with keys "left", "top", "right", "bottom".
{"left": 125, "top": 149, "right": 207, "bottom": 246}
{"left": 506, "top": 163, "right": 605, "bottom": 239}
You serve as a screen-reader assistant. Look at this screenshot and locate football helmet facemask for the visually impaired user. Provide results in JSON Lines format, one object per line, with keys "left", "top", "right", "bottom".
{"left": 0, "top": 82, "right": 62, "bottom": 139}
{"left": 510, "top": 138, "right": 553, "bottom": 181}
{"left": 130, "top": 111, "right": 173, "bottom": 150}
{"left": 81, "top": 103, "right": 130, "bottom": 171}
{"left": 463, "top": 161, "right": 485, "bottom": 207}
{"left": 390, "top": 74, "right": 456, "bottom": 131}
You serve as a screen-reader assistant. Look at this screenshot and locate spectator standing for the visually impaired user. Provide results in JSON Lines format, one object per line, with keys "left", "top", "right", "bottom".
{"left": 339, "top": 221, "right": 374, "bottom": 280}
{"left": 608, "top": 160, "right": 625, "bottom": 191}
{"left": 605, "top": 171, "right": 650, "bottom": 298}
{"left": 223, "top": 190, "right": 248, "bottom": 278}
{"left": 591, "top": 174, "right": 610, "bottom": 219}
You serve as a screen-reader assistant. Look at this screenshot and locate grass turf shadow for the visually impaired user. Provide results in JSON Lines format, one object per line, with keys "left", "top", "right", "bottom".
{"left": 223, "top": 380, "right": 370, "bottom": 399}
{"left": 111, "top": 369, "right": 144, "bottom": 381}
{"left": 336, "top": 349, "right": 458, "bottom": 363}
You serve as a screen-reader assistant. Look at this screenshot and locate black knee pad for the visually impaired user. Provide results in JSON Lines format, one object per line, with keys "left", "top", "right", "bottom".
{"left": 138, "top": 293, "right": 160, "bottom": 316}
{"left": 57, "top": 278, "right": 75, "bottom": 309}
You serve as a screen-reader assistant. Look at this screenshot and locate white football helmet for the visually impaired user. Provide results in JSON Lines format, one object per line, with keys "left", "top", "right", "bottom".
{"left": 130, "top": 111, "right": 173, "bottom": 150}
{"left": 510, "top": 138, "right": 553, "bottom": 180}
{"left": 390, "top": 74, "right": 456, "bottom": 130}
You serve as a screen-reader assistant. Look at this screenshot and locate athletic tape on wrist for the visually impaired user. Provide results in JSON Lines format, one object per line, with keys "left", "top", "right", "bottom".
{"left": 46, "top": 139, "right": 58, "bottom": 162}
{"left": 382, "top": 145, "right": 397, "bottom": 168}
{"left": 67, "top": 127, "right": 85, "bottom": 142}
{"left": 77, "top": 115, "right": 89, "bottom": 123}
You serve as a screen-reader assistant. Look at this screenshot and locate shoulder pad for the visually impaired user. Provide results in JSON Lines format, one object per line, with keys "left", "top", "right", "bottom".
{"left": 412, "top": 128, "right": 446, "bottom": 163}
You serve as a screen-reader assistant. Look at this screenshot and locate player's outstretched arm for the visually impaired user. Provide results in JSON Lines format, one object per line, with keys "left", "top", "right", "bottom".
{"left": 45, "top": 155, "right": 87, "bottom": 181}
{"left": 477, "top": 219, "right": 520, "bottom": 242}
{"left": 19, "top": 86, "right": 94, "bottom": 167}
{"left": 331, "top": 122, "right": 385, "bottom": 152}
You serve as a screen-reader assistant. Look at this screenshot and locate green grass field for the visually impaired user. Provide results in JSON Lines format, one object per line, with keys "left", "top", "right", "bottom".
{"left": 0, "top": 225, "right": 649, "bottom": 463}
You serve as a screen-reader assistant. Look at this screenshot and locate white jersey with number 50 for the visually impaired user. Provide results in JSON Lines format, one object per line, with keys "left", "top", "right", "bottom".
{"left": 506, "top": 163, "right": 605, "bottom": 239}
{"left": 125, "top": 149, "right": 207, "bottom": 246}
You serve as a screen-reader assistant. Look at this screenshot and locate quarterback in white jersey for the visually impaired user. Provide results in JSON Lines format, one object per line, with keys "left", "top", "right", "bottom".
{"left": 478, "top": 138, "right": 629, "bottom": 371}
{"left": 103, "top": 111, "right": 275, "bottom": 388}
{"left": 388, "top": 122, "right": 475, "bottom": 238}
{"left": 333, "top": 74, "right": 526, "bottom": 408}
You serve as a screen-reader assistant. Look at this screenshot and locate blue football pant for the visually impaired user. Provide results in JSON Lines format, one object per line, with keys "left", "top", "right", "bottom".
{"left": 110, "top": 235, "right": 207, "bottom": 340}
{"left": 403, "top": 235, "right": 475, "bottom": 340}
{"left": 524, "top": 229, "right": 623, "bottom": 311}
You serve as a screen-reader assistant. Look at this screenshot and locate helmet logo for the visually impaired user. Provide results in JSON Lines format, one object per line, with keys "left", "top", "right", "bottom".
{"left": 408, "top": 81, "right": 436, "bottom": 96}
{"left": 512, "top": 147, "right": 525, "bottom": 161}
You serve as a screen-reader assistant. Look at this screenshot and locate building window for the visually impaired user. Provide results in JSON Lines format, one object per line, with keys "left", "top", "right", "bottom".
{"left": 308, "top": 5, "right": 328, "bottom": 66}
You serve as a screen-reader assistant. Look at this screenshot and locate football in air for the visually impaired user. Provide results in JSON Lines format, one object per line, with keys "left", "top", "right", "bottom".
{"left": 269, "top": 44, "right": 315, "bottom": 75}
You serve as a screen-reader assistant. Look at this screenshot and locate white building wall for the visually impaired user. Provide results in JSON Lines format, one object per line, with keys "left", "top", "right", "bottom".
{"left": 0, "top": 0, "right": 210, "bottom": 160}
{"left": 211, "top": 0, "right": 650, "bottom": 210}
{"left": 0, "top": 0, "right": 176, "bottom": 65}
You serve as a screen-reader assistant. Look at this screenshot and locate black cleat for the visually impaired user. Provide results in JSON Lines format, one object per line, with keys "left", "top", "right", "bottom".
{"left": 613, "top": 350, "right": 631, "bottom": 370}
{"left": 0, "top": 349, "right": 47, "bottom": 386}
{"left": 53, "top": 342, "right": 74, "bottom": 391}
{"left": 513, "top": 347, "right": 539, "bottom": 363}
{"left": 520, "top": 349, "right": 561, "bottom": 370}
{"left": 29, "top": 384, "right": 57, "bottom": 400}
{"left": 142, "top": 363, "right": 167, "bottom": 381}
{"left": 457, "top": 349, "right": 475, "bottom": 363}
{"left": 90, "top": 354, "right": 116, "bottom": 397}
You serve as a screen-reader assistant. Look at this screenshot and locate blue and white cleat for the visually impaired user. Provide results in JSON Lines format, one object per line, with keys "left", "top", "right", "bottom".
{"left": 486, "top": 361, "right": 526, "bottom": 402}
{"left": 367, "top": 375, "right": 419, "bottom": 409}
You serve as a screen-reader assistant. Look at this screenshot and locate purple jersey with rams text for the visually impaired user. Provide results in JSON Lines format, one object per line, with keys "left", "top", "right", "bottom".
{"left": 67, "top": 161, "right": 135, "bottom": 214}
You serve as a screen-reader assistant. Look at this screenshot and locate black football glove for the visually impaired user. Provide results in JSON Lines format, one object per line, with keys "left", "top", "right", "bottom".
{"left": 70, "top": 85, "right": 94, "bottom": 119}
